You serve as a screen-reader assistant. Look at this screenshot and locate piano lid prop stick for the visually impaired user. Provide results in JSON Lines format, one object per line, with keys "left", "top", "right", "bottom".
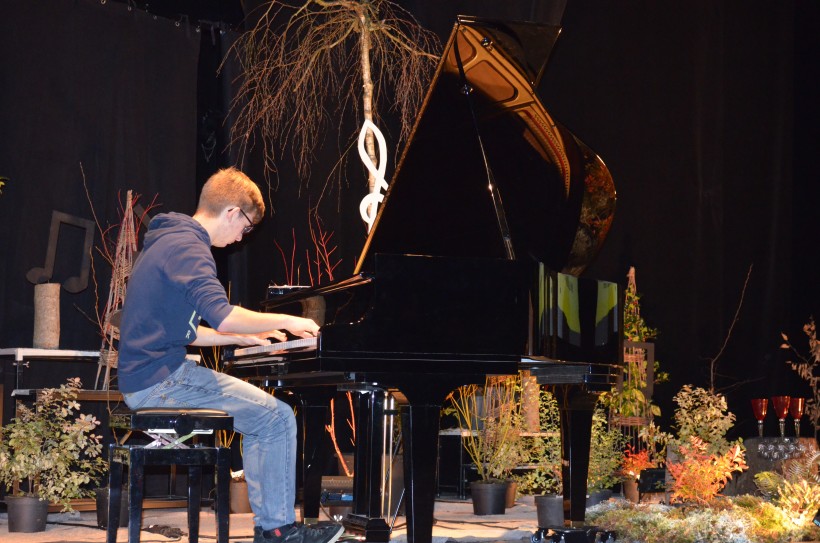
{"left": 358, "top": 119, "right": 389, "bottom": 232}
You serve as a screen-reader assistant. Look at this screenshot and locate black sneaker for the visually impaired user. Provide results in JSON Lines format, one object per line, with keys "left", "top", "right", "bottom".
{"left": 253, "top": 522, "right": 345, "bottom": 543}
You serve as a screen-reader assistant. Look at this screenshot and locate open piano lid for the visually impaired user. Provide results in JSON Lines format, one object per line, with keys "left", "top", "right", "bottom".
{"left": 355, "top": 16, "right": 615, "bottom": 277}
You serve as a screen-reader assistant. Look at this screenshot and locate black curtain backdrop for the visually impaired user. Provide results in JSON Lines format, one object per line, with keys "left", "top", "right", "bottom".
{"left": 0, "top": 0, "right": 200, "bottom": 354}
{"left": 0, "top": 0, "right": 817, "bottom": 439}
{"left": 529, "top": 1, "right": 809, "bottom": 434}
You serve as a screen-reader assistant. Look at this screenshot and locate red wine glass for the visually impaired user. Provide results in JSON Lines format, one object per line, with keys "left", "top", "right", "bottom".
{"left": 750, "top": 399, "right": 768, "bottom": 437}
{"left": 771, "top": 396, "right": 791, "bottom": 438}
{"left": 789, "top": 397, "right": 805, "bottom": 437}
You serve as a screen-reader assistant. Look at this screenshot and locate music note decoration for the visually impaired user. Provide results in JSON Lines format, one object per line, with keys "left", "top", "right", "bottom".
{"left": 132, "top": 202, "right": 154, "bottom": 234}
{"left": 26, "top": 210, "right": 95, "bottom": 294}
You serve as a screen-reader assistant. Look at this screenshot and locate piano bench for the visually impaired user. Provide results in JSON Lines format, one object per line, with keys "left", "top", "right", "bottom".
{"left": 105, "top": 408, "right": 233, "bottom": 543}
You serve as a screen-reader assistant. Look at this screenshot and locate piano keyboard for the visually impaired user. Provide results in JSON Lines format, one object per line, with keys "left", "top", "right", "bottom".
{"left": 232, "top": 336, "right": 318, "bottom": 358}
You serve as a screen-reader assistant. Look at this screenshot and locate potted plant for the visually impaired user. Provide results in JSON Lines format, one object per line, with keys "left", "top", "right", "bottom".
{"left": 619, "top": 445, "right": 654, "bottom": 502}
{"left": 603, "top": 267, "right": 668, "bottom": 425}
{"left": 665, "top": 385, "right": 747, "bottom": 504}
{"left": 618, "top": 422, "right": 672, "bottom": 502}
{"left": 446, "top": 374, "right": 525, "bottom": 515}
{"left": 0, "top": 377, "right": 107, "bottom": 532}
{"left": 781, "top": 316, "right": 820, "bottom": 440}
{"left": 515, "top": 385, "right": 563, "bottom": 526}
{"left": 586, "top": 403, "right": 626, "bottom": 506}
{"left": 669, "top": 384, "right": 737, "bottom": 457}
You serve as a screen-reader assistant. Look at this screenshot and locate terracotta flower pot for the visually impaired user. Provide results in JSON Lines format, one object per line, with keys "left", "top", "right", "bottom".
{"left": 230, "top": 479, "right": 252, "bottom": 514}
{"left": 622, "top": 478, "right": 639, "bottom": 502}
{"left": 504, "top": 480, "right": 517, "bottom": 508}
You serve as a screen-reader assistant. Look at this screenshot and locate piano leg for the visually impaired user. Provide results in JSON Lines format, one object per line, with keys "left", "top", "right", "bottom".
{"left": 352, "top": 389, "right": 387, "bottom": 517}
{"left": 297, "top": 389, "right": 334, "bottom": 522}
{"left": 399, "top": 400, "right": 442, "bottom": 543}
{"left": 556, "top": 387, "right": 598, "bottom": 526}
{"left": 298, "top": 387, "right": 391, "bottom": 541}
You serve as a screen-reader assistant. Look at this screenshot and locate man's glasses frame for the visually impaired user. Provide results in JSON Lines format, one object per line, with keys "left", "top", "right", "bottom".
{"left": 237, "top": 207, "right": 257, "bottom": 235}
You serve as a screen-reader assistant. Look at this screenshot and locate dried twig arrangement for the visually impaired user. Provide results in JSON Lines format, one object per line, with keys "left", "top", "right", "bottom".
{"left": 707, "top": 264, "right": 753, "bottom": 392}
{"left": 79, "top": 164, "right": 159, "bottom": 389}
{"left": 274, "top": 212, "right": 341, "bottom": 285}
{"left": 781, "top": 316, "right": 820, "bottom": 440}
{"left": 225, "top": 0, "right": 439, "bottom": 200}
{"left": 325, "top": 391, "right": 356, "bottom": 477}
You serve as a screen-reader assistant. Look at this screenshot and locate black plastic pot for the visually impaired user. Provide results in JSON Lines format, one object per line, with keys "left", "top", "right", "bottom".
{"left": 470, "top": 481, "right": 507, "bottom": 515}
{"left": 534, "top": 494, "right": 564, "bottom": 527}
{"left": 6, "top": 495, "right": 49, "bottom": 533}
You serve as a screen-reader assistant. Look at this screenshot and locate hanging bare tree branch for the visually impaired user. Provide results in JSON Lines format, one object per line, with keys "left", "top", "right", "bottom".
{"left": 708, "top": 263, "right": 753, "bottom": 393}
{"left": 224, "top": 0, "right": 440, "bottom": 205}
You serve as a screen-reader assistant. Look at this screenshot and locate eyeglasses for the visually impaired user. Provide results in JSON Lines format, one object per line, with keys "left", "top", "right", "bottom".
{"left": 237, "top": 207, "right": 257, "bottom": 235}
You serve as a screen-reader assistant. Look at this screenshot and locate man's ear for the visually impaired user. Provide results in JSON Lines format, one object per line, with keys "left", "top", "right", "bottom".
{"left": 220, "top": 206, "right": 237, "bottom": 220}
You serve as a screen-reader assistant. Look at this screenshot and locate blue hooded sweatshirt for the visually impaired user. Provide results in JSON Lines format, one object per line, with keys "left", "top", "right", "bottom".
{"left": 118, "top": 212, "right": 233, "bottom": 393}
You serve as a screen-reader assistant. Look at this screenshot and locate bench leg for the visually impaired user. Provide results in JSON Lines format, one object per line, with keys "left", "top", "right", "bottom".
{"left": 128, "top": 448, "right": 146, "bottom": 543}
{"left": 107, "top": 442, "right": 232, "bottom": 543}
{"left": 107, "top": 444, "right": 124, "bottom": 543}
{"left": 216, "top": 448, "right": 231, "bottom": 543}
{"left": 188, "top": 465, "right": 202, "bottom": 543}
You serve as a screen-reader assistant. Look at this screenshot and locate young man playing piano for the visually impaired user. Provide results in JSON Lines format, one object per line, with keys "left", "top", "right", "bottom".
{"left": 118, "top": 167, "right": 344, "bottom": 543}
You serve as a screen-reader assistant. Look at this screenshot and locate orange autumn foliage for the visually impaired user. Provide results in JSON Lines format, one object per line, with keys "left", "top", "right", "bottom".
{"left": 666, "top": 436, "right": 747, "bottom": 504}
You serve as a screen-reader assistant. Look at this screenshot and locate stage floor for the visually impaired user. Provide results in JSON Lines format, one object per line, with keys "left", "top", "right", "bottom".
{"left": 0, "top": 495, "right": 539, "bottom": 543}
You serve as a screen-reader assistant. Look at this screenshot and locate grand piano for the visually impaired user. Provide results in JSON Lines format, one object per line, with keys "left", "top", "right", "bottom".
{"left": 225, "top": 15, "right": 620, "bottom": 543}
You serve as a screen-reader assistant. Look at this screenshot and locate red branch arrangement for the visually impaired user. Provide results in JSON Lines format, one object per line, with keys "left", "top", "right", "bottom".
{"left": 619, "top": 444, "right": 656, "bottom": 481}
{"left": 325, "top": 392, "right": 356, "bottom": 477}
{"left": 274, "top": 213, "right": 341, "bottom": 286}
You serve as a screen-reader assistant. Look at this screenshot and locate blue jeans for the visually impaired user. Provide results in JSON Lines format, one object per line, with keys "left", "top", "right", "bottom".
{"left": 122, "top": 358, "right": 297, "bottom": 530}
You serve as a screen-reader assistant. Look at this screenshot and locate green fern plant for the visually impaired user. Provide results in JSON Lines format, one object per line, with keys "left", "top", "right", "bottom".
{"left": 755, "top": 452, "right": 820, "bottom": 528}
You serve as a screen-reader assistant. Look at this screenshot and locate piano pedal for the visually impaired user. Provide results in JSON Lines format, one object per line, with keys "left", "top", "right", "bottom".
{"left": 341, "top": 514, "right": 391, "bottom": 543}
{"left": 531, "top": 526, "right": 616, "bottom": 543}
